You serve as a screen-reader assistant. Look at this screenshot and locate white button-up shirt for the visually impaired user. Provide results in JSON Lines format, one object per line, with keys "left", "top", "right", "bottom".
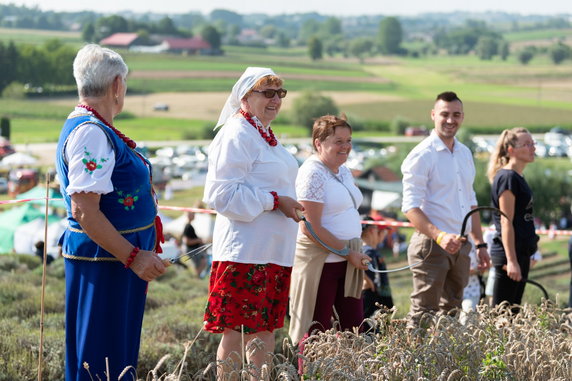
{"left": 401, "top": 130, "right": 477, "bottom": 234}
{"left": 203, "top": 116, "right": 299, "bottom": 266}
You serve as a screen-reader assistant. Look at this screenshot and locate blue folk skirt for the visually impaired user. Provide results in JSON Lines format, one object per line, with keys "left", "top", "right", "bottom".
{"left": 65, "top": 259, "right": 147, "bottom": 381}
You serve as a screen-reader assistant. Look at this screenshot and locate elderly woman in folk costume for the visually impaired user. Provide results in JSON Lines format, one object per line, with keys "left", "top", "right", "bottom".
{"left": 55, "top": 44, "right": 167, "bottom": 381}
{"left": 289, "top": 114, "right": 370, "bottom": 369}
{"left": 203, "top": 67, "right": 303, "bottom": 378}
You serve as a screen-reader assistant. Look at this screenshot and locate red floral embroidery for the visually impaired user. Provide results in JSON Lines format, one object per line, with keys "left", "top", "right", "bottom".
{"left": 81, "top": 147, "right": 108, "bottom": 175}
{"left": 85, "top": 161, "right": 97, "bottom": 171}
{"left": 204, "top": 262, "right": 292, "bottom": 334}
{"left": 117, "top": 189, "right": 139, "bottom": 210}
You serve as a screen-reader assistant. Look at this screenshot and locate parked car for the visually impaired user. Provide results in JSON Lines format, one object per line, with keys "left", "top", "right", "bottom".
{"left": 153, "top": 103, "right": 169, "bottom": 111}
{"left": 404, "top": 126, "right": 429, "bottom": 136}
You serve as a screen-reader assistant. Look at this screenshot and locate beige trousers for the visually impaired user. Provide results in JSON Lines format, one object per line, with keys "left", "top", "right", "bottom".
{"left": 407, "top": 231, "right": 471, "bottom": 324}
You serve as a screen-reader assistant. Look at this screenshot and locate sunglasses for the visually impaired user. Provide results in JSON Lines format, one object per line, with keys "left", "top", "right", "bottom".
{"left": 252, "top": 88, "right": 287, "bottom": 99}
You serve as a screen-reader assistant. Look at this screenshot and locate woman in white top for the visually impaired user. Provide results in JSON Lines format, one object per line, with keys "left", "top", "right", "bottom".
{"left": 288, "top": 115, "right": 370, "bottom": 355}
{"left": 203, "top": 67, "right": 303, "bottom": 378}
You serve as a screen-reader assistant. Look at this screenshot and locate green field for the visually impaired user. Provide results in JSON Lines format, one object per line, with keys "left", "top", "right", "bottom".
{"left": 504, "top": 27, "right": 572, "bottom": 42}
{"left": 2, "top": 29, "right": 572, "bottom": 143}
{"left": 0, "top": 27, "right": 83, "bottom": 45}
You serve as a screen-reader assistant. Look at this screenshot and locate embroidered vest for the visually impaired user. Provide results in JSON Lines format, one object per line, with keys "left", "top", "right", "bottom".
{"left": 56, "top": 113, "right": 157, "bottom": 261}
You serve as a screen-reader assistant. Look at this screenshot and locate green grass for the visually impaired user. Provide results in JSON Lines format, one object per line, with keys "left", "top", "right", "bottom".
{"left": 504, "top": 28, "right": 572, "bottom": 42}
{"left": 124, "top": 50, "right": 365, "bottom": 77}
{"left": 0, "top": 98, "right": 72, "bottom": 119}
{"left": 344, "top": 100, "right": 572, "bottom": 130}
{"left": 3, "top": 41, "right": 572, "bottom": 143}
{"left": 0, "top": 27, "right": 83, "bottom": 46}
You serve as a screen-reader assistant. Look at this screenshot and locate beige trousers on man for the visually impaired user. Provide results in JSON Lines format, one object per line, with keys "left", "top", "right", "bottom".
{"left": 407, "top": 231, "right": 471, "bottom": 326}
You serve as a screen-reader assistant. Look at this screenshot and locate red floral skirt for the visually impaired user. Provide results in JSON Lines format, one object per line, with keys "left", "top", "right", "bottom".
{"left": 204, "top": 261, "right": 292, "bottom": 334}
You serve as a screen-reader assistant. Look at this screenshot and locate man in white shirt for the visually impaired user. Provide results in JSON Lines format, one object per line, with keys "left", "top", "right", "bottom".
{"left": 401, "top": 91, "right": 490, "bottom": 328}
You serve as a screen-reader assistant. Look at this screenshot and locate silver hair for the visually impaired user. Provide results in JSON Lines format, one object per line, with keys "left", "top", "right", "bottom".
{"left": 73, "top": 44, "right": 128, "bottom": 98}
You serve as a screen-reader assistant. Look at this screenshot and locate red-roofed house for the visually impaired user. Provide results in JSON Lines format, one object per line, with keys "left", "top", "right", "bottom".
{"left": 161, "top": 37, "right": 212, "bottom": 55}
{"left": 100, "top": 33, "right": 141, "bottom": 48}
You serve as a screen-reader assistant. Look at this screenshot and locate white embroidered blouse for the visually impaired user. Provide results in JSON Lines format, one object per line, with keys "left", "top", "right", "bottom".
{"left": 203, "top": 115, "right": 299, "bottom": 266}
{"left": 64, "top": 107, "right": 115, "bottom": 195}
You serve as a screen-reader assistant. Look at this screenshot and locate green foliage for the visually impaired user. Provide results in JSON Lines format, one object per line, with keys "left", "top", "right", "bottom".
{"left": 299, "top": 19, "right": 321, "bottom": 43}
{"left": 389, "top": 115, "right": 411, "bottom": 135}
{"left": 291, "top": 91, "right": 338, "bottom": 130}
{"left": 201, "top": 24, "right": 222, "bottom": 51}
{"left": 0, "top": 39, "right": 75, "bottom": 95}
{"left": 522, "top": 162, "right": 572, "bottom": 224}
{"left": 434, "top": 20, "right": 501, "bottom": 55}
{"left": 349, "top": 38, "right": 374, "bottom": 62}
{"left": 81, "top": 22, "right": 95, "bottom": 42}
{"left": 156, "top": 17, "right": 179, "bottom": 36}
{"left": 0, "top": 116, "right": 9, "bottom": 139}
{"left": 517, "top": 47, "right": 535, "bottom": 64}
{"left": 378, "top": 17, "right": 403, "bottom": 55}
{"left": 209, "top": 9, "right": 243, "bottom": 28}
{"left": 499, "top": 41, "right": 510, "bottom": 60}
{"left": 308, "top": 36, "right": 323, "bottom": 61}
{"left": 475, "top": 36, "right": 499, "bottom": 60}
{"left": 0, "top": 41, "right": 18, "bottom": 95}
{"left": 320, "top": 17, "right": 343, "bottom": 37}
{"left": 548, "top": 42, "right": 571, "bottom": 64}
{"left": 94, "top": 14, "right": 128, "bottom": 40}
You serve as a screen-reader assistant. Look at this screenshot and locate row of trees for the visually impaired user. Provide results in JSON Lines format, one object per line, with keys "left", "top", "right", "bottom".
{"left": 80, "top": 15, "right": 223, "bottom": 51}
{"left": 516, "top": 42, "right": 572, "bottom": 65}
{"left": 2, "top": 4, "right": 571, "bottom": 65}
{"left": 0, "top": 40, "right": 75, "bottom": 95}
{"left": 307, "top": 16, "right": 403, "bottom": 61}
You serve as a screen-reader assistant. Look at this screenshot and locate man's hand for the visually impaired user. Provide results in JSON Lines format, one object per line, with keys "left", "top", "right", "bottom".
{"left": 439, "top": 233, "right": 463, "bottom": 254}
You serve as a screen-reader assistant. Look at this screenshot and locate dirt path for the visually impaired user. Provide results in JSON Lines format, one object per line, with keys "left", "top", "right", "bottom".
{"left": 47, "top": 91, "right": 404, "bottom": 121}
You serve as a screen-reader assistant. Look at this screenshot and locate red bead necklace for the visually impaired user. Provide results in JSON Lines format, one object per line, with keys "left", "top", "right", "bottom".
{"left": 239, "top": 109, "right": 277, "bottom": 147}
{"left": 77, "top": 104, "right": 136, "bottom": 149}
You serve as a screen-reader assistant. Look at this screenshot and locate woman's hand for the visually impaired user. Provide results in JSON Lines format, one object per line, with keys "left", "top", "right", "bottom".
{"left": 348, "top": 250, "right": 370, "bottom": 270}
{"left": 505, "top": 260, "right": 522, "bottom": 282}
{"left": 130, "top": 250, "right": 167, "bottom": 282}
{"left": 277, "top": 195, "right": 304, "bottom": 222}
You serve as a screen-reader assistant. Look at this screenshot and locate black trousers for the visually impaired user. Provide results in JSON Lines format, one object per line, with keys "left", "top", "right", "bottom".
{"left": 492, "top": 255, "right": 530, "bottom": 307}
{"left": 568, "top": 237, "right": 572, "bottom": 308}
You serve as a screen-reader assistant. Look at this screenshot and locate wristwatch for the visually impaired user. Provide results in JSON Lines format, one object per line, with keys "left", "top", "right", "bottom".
{"left": 476, "top": 243, "right": 488, "bottom": 249}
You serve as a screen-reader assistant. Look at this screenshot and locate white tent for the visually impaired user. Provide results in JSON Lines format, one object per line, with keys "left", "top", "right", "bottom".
{"left": 1, "top": 152, "right": 37, "bottom": 166}
{"left": 371, "top": 191, "right": 402, "bottom": 210}
{"left": 13, "top": 217, "right": 66, "bottom": 257}
{"left": 13, "top": 218, "right": 45, "bottom": 255}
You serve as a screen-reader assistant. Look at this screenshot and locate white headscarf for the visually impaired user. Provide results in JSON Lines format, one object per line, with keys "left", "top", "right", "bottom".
{"left": 215, "top": 67, "right": 276, "bottom": 129}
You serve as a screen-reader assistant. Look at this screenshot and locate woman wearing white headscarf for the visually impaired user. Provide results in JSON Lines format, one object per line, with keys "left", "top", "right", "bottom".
{"left": 203, "top": 67, "right": 303, "bottom": 377}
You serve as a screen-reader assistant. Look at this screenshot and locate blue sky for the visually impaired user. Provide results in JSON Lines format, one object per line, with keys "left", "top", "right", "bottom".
{"left": 3, "top": 0, "right": 571, "bottom": 16}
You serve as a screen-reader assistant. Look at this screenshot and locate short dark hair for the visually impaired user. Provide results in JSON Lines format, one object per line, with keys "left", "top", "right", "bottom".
{"left": 312, "top": 114, "right": 352, "bottom": 151}
{"left": 435, "top": 91, "right": 462, "bottom": 105}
